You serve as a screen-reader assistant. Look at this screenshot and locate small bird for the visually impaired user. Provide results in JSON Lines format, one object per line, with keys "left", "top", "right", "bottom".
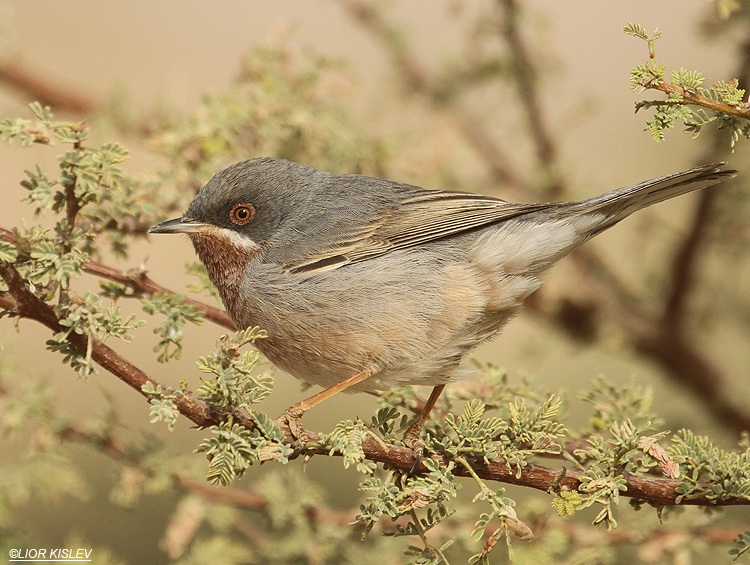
{"left": 149, "top": 158, "right": 735, "bottom": 447}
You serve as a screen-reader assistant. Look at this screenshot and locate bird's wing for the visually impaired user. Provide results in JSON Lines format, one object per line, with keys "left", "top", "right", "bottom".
{"left": 279, "top": 191, "right": 550, "bottom": 273}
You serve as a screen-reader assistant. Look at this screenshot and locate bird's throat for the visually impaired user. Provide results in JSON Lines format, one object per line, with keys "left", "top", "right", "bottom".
{"left": 188, "top": 228, "right": 260, "bottom": 324}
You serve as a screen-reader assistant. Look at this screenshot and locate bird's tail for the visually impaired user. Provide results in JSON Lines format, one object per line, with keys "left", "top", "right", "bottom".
{"left": 566, "top": 163, "right": 736, "bottom": 238}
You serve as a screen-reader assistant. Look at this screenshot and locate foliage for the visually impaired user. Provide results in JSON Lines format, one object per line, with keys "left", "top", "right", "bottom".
{"left": 318, "top": 419, "right": 378, "bottom": 474}
{"left": 141, "top": 293, "right": 204, "bottom": 363}
{"left": 624, "top": 23, "right": 750, "bottom": 149}
{"left": 0, "top": 106, "right": 148, "bottom": 377}
{"left": 670, "top": 429, "right": 750, "bottom": 503}
{"left": 193, "top": 329, "right": 295, "bottom": 485}
{"left": 732, "top": 531, "right": 750, "bottom": 561}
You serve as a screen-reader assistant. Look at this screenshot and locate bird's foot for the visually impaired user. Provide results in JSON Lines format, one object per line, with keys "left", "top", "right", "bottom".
{"left": 276, "top": 406, "right": 310, "bottom": 456}
{"left": 402, "top": 422, "right": 426, "bottom": 475}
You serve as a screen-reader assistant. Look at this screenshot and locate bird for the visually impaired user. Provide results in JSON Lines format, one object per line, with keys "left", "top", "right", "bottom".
{"left": 149, "top": 158, "right": 736, "bottom": 449}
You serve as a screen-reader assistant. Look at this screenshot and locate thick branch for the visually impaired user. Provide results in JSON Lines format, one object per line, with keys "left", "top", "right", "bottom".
{"left": 9, "top": 385, "right": 745, "bottom": 552}
{"left": 306, "top": 435, "right": 748, "bottom": 507}
{"left": 0, "top": 260, "right": 246, "bottom": 430}
{"left": 16, "top": 403, "right": 750, "bottom": 546}
{"left": 50, "top": 417, "right": 750, "bottom": 538}
{"left": 0, "top": 60, "right": 99, "bottom": 114}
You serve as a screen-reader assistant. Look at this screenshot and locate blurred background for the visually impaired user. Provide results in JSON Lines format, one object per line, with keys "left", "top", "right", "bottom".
{"left": 0, "top": 1, "right": 748, "bottom": 563}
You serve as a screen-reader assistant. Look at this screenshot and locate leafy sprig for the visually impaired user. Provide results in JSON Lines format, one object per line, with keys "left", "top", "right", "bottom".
{"left": 670, "top": 429, "right": 750, "bottom": 503}
{"left": 190, "top": 329, "right": 294, "bottom": 484}
{"left": 141, "top": 293, "right": 205, "bottom": 362}
{"left": 195, "top": 327, "right": 270, "bottom": 410}
{"left": 318, "top": 419, "right": 378, "bottom": 474}
{"left": 624, "top": 24, "right": 750, "bottom": 149}
{"left": 0, "top": 104, "right": 151, "bottom": 376}
{"left": 141, "top": 381, "right": 183, "bottom": 431}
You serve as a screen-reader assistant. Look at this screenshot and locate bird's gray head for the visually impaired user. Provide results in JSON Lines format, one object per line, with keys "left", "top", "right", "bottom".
{"left": 149, "top": 157, "right": 325, "bottom": 249}
{"left": 148, "top": 157, "right": 330, "bottom": 312}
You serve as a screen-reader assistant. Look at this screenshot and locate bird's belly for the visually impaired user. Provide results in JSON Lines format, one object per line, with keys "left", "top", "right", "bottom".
{"left": 232, "top": 262, "right": 537, "bottom": 393}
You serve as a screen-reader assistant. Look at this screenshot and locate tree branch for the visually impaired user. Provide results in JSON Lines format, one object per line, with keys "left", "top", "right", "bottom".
{"left": 0, "top": 226, "right": 235, "bottom": 330}
{"left": 321, "top": 436, "right": 748, "bottom": 507}
{"left": 0, "top": 260, "right": 244, "bottom": 430}
{"left": 0, "top": 60, "right": 99, "bottom": 114}
{"left": 2, "top": 259, "right": 746, "bottom": 508}
{"left": 83, "top": 260, "right": 235, "bottom": 330}
{"left": 40, "top": 411, "right": 750, "bottom": 543}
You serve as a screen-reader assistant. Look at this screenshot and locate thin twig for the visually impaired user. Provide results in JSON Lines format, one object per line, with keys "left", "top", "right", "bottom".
{"left": 59, "top": 141, "right": 82, "bottom": 305}
{"left": 83, "top": 260, "right": 235, "bottom": 330}
{"left": 640, "top": 81, "right": 750, "bottom": 121}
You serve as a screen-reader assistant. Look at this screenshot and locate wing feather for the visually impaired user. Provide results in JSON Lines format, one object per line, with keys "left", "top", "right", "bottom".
{"left": 286, "top": 191, "right": 548, "bottom": 273}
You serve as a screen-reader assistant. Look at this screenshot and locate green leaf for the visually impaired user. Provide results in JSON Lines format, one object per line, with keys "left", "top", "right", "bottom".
{"left": 195, "top": 328, "right": 271, "bottom": 410}
{"left": 551, "top": 490, "right": 581, "bottom": 516}
{"left": 622, "top": 23, "right": 649, "bottom": 41}
{"left": 29, "top": 102, "right": 53, "bottom": 124}
{"left": 731, "top": 531, "right": 750, "bottom": 560}
{"left": 0, "top": 241, "right": 17, "bottom": 262}
{"left": 319, "top": 419, "right": 375, "bottom": 474}
{"left": 672, "top": 68, "right": 704, "bottom": 91}
{"left": 142, "top": 293, "right": 204, "bottom": 362}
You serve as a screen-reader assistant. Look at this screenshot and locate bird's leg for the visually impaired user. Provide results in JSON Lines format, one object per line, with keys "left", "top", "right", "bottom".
{"left": 403, "top": 384, "right": 446, "bottom": 473}
{"left": 277, "top": 368, "right": 376, "bottom": 447}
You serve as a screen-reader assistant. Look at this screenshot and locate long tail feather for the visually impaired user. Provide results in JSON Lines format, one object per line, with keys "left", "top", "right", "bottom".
{"left": 568, "top": 163, "right": 737, "bottom": 237}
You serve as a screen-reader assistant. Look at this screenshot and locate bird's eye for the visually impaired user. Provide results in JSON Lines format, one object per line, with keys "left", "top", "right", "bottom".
{"left": 229, "top": 203, "right": 255, "bottom": 225}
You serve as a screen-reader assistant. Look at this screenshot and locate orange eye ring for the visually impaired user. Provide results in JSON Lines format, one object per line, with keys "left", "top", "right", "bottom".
{"left": 229, "top": 203, "right": 255, "bottom": 225}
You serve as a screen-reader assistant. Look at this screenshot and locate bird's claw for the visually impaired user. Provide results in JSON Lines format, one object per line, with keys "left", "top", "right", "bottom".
{"left": 277, "top": 407, "right": 309, "bottom": 452}
{"left": 403, "top": 425, "right": 426, "bottom": 475}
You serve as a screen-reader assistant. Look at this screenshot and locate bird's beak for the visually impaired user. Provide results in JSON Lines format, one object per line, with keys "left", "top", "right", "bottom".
{"left": 148, "top": 216, "right": 211, "bottom": 234}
